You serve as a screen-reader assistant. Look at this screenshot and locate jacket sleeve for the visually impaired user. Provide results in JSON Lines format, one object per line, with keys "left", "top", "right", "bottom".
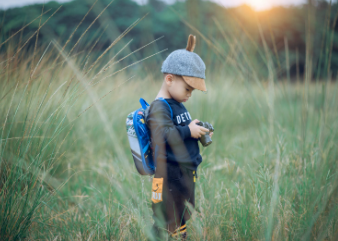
{"left": 146, "top": 100, "right": 191, "bottom": 145}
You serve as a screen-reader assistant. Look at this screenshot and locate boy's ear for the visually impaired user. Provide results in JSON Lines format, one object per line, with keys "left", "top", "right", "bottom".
{"left": 165, "top": 74, "right": 174, "bottom": 86}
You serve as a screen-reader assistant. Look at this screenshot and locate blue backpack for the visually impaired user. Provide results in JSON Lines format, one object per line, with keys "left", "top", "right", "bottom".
{"left": 126, "top": 98, "right": 173, "bottom": 175}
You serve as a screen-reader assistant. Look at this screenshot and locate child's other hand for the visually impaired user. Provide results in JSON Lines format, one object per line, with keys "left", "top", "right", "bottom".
{"left": 189, "top": 119, "right": 209, "bottom": 139}
{"left": 209, "top": 132, "right": 214, "bottom": 138}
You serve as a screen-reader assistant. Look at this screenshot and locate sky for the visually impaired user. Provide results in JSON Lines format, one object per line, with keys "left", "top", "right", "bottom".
{"left": 0, "top": 0, "right": 308, "bottom": 11}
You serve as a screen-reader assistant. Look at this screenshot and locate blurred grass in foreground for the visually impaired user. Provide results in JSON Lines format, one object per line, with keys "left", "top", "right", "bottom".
{"left": 1, "top": 55, "right": 337, "bottom": 240}
{"left": 1, "top": 1, "right": 338, "bottom": 240}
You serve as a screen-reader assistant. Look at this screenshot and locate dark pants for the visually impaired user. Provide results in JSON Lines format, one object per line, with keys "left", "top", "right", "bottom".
{"left": 151, "top": 160, "right": 196, "bottom": 239}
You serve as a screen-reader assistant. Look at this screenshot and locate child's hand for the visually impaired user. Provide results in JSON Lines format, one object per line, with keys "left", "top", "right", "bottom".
{"left": 209, "top": 132, "right": 214, "bottom": 138}
{"left": 189, "top": 119, "right": 209, "bottom": 139}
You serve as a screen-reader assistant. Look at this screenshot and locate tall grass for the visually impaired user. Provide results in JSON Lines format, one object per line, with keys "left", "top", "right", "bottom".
{"left": 1, "top": 1, "right": 338, "bottom": 240}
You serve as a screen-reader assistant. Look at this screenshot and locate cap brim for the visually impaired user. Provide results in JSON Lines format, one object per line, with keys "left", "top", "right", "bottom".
{"left": 182, "top": 76, "right": 207, "bottom": 92}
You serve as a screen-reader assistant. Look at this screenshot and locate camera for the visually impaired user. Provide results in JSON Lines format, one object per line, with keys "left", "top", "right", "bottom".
{"left": 196, "top": 121, "right": 214, "bottom": 147}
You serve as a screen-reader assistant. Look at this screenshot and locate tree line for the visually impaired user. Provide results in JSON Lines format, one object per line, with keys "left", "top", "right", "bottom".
{"left": 0, "top": 0, "right": 337, "bottom": 80}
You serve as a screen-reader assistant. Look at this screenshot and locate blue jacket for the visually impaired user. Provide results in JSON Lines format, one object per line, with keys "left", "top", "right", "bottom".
{"left": 146, "top": 98, "right": 202, "bottom": 170}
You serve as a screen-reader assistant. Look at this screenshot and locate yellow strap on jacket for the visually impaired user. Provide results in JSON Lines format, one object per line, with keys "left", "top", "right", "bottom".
{"left": 151, "top": 178, "right": 163, "bottom": 203}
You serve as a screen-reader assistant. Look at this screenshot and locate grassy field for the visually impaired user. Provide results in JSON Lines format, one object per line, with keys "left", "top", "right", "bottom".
{"left": 1, "top": 44, "right": 338, "bottom": 240}
{"left": 1, "top": 5, "right": 338, "bottom": 239}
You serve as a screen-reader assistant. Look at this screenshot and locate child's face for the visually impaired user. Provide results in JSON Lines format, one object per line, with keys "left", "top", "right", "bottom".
{"left": 166, "top": 75, "right": 194, "bottom": 103}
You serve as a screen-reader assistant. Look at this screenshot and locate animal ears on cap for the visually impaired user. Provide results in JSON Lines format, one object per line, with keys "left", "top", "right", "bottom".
{"left": 186, "top": 34, "right": 196, "bottom": 52}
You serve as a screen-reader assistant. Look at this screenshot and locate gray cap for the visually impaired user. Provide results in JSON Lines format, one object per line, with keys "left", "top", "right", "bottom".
{"left": 161, "top": 49, "right": 206, "bottom": 79}
{"left": 161, "top": 35, "right": 207, "bottom": 91}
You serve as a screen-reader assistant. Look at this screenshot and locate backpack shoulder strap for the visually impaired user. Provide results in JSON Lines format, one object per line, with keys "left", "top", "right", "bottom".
{"left": 139, "top": 98, "right": 149, "bottom": 109}
{"left": 156, "top": 97, "right": 173, "bottom": 120}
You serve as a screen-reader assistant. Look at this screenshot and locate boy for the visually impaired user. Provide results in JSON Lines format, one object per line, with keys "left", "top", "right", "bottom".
{"left": 146, "top": 35, "right": 213, "bottom": 240}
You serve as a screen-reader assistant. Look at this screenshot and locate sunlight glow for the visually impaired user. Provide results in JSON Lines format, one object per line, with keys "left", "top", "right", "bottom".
{"left": 214, "top": 0, "right": 307, "bottom": 11}
{"left": 247, "top": 0, "right": 272, "bottom": 10}
{"left": 0, "top": 0, "right": 309, "bottom": 11}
